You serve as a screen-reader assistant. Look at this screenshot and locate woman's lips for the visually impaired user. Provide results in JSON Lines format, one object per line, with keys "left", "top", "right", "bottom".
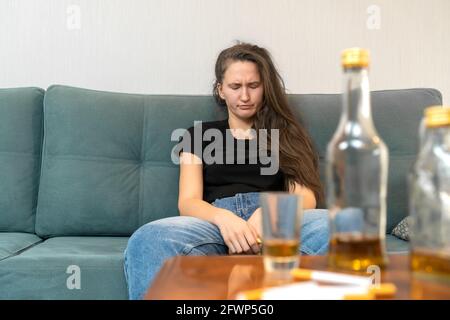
{"left": 238, "top": 105, "right": 253, "bottom": 109}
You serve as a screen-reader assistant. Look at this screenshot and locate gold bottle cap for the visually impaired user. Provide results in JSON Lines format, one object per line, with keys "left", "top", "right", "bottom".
{"left": 343, "top": 292, "right": 375, "bottom": 300}
{"left": 342, "top": 48, "right": 370, "bottom": 69}
{"left": 241, "top": 288, "right": 263, "bottom": 300}
{"left": 425, "top": 106, "right": 450, "bottom": 128}
{"left": 369, "top": 283, "right": 397, "bottom": 298}
{"left": 291, "top": 268, "right": 313, "bottom": 281}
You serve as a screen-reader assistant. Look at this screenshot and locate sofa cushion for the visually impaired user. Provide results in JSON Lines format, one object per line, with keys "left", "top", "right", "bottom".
{"left": 0, "top": 87, "right": 44, "bottom": 233}
{"left": 386, "top": 234, "right": 409, "bottom": 254}
{"left": 292, "top": 88, "right": 442, "bottom": 231}
{"left": 0, "top": 236, "right": 128, "bottom": 299}
{"left": 0, "top": 232, "right": 42, "bottom": 261}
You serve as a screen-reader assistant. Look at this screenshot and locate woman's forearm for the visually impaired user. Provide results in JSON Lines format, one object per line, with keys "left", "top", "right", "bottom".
{"left": 178, "top": 198, "right": 230, "bottom": 226}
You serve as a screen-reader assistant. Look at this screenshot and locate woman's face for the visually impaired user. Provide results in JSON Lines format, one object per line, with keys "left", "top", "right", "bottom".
{"left": 218, "top": 60, "right": 264, "bottom": 122}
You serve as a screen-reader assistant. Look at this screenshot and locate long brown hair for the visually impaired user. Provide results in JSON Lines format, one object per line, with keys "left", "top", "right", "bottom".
{"left": 213, "top": 42, "right": 324, "bottom": 207}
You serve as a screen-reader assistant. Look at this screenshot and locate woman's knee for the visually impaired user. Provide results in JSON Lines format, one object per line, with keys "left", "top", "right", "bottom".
{"left": 125, "top": 216, "right": 223, "bottom": 258}
{"left": 301, "top": 209, "right": 330, "bottom": 255}
{"left": 125, "top": 220, "right": 164, "bottom": 263}
{"left": 124, "top": 218, "right": 190, "bottom": 300}
{"left": 126, "top": 217, "right": 189, "bottom": 253}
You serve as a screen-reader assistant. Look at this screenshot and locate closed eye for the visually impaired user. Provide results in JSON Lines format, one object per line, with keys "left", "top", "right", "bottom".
{"left": 229, "top": 82, "right": 260, "bottom": 90}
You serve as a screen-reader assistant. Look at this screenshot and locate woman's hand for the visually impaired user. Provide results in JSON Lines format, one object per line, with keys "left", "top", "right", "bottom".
{"left": 247, "top": 207, "right": 262, "bottom": 241}
{"left": 214, "top": 209, "right": 260, "bottom": 255}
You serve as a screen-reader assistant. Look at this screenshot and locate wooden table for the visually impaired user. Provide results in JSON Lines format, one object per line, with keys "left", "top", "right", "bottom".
{"left": 145, "top": 254, "right": 450, "bottom": 300}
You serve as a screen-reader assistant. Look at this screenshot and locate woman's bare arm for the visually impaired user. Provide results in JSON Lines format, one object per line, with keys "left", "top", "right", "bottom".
{"left": 289, "top": 182, "right": 317, "bottom": 209}
{"left": 178, "top": 152, "right": 260, "bottom": 254}
{"left": 177, "top": 152, "right": 223, "bottom": 223}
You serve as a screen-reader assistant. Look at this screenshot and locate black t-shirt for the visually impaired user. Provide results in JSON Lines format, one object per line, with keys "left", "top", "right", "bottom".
{"left": 177, "top": 119, "right": 285, "bottom": 203}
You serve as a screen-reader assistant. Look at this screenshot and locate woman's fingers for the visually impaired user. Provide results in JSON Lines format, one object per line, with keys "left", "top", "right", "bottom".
{"left": 221, "top": 229, "right": 238, "bottom": 254}
{"left": 237, "top": 233, "right": 252, "bottom": 254}
{"left": 218, "top": 216, "right": 260, "bottom": 255}
{"left": 247, "top": 222, "right": 260, "bottom": 241}
{"left": 226, "top": 239, "right": 237, "bottom": 254}
{"left": 230, "top": 238, "right": 244, "bottom": 254}
{"left": 226, "top": 230, "right": 253, "bottom": 254}
{"left": 246, "top": 224, "right": 262, "bottom": 254}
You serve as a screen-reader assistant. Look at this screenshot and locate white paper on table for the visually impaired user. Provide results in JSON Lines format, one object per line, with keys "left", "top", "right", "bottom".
{"left": 236, "top": 281, "right": 370, "bottom": 300}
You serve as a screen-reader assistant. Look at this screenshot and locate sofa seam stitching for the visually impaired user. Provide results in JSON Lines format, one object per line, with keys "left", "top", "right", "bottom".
{"left": 0, "top": 239, "right": 44, "bottom": 262}
{"left": 34, "top": 91, "right": 49, "bottom": 237}
{"left": 138, "top": 99, "right": 146, "bottom": 228}
{"left": 0, "top": 151, "right": 40, "bottom": 157}
{"left": 38, "top": 154, "right": 178, "bottom": 167}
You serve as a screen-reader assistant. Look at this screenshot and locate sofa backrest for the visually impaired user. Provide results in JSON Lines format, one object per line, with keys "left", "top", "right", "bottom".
{"left": 0, "top": 87, "right": 44, "bottom": 233}
{"left": 35, "top": 85, "right": 227, "bottom": 237}
{"left": 34, "top": 85, "right": 442, "bottom": 237}
{"left": 290, "top": 88, "right": 442, "bottom": 231}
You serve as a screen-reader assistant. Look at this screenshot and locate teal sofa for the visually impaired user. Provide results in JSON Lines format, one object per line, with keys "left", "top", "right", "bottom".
{"left": 0, "top": 85, "right": 442, "bottom": 299}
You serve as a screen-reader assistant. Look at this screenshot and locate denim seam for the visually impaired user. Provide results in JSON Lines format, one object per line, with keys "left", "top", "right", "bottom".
{"left": 235, "top": 194, "right": 242, "bottom": 218}
{"left": 245, "top": 196, "right": 250, "bottom": 216}
{"left": 244, "top": 193, "right": 258, "bottom": 220}
{"left": 300, "top": 246, "right": 315, "bottom": 255}
{"left": 181, "top": 239, "right": 226, "bottom": 255}
{"left": 239, "top": 194, "right": 247, "bottom": 219}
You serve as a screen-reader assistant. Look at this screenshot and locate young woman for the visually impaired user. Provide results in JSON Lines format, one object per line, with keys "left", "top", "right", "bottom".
{"left": 124, "top": 43, "right": 329, "bottom": 300}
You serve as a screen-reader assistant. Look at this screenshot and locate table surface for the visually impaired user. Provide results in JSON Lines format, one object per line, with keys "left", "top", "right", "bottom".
{"left": 145, "top": 254, "right": 450, "bottom": 300}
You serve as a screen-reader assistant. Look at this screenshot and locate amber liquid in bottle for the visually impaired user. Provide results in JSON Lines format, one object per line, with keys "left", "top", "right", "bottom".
{"left": 411, "top": 248, "right": 450, "bottom": 278}
{"left": 329, "top": 234, "right": 387, "bottom": 271}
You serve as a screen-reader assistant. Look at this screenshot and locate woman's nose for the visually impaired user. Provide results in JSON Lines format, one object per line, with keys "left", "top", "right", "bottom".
{"left": 240, "top": 88, "right": 250, "bottom": 102}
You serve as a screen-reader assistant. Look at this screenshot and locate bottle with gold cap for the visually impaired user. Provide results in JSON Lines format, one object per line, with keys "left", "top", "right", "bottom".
{"left": 409, "top": 106, "right": 450, "bottom": 278}
{"left": 326, "top": 48, "right": 389, "bottom": 271}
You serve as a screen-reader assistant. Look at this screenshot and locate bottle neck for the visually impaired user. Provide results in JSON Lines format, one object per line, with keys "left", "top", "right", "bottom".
{"left": 340, "top": 67, "right": 377, "bottom": 136}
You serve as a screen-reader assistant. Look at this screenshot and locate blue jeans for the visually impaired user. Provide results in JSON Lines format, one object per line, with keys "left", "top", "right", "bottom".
{"left": 123, "top": 192, "right": 329, "bottom": 300}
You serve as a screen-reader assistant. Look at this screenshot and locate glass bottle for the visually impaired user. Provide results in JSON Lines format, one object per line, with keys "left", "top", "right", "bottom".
{"left": 326, "top": 48, "right": 389, "bottom": 271}
{"left": 409, "top": 106, "right": 450, "bottom": 278}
